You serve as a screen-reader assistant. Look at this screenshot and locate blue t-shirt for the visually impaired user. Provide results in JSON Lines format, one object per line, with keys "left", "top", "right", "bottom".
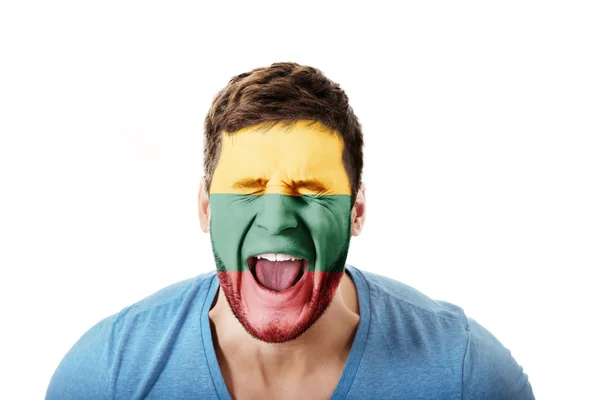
{"left": 46, "top": 266, "right": 534, "bottom": 399}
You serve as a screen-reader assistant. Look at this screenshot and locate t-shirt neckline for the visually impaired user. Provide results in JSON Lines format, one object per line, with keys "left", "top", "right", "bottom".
{"left": 200, "top": 265, "right": 371, "bottom": 400}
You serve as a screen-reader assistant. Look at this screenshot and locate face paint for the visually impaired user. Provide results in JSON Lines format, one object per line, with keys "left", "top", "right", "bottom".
{"left": 209, "top": 121, "right": 352, "bottom": 343}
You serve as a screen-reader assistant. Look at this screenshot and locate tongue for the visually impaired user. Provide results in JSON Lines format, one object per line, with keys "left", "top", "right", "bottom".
{"left": 255, "top": 259, "right": 303, "bottom": 292}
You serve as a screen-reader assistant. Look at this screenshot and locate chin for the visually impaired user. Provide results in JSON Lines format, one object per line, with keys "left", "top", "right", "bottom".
{"left": 217, "top": 265, "right": 344, "bottom": 343}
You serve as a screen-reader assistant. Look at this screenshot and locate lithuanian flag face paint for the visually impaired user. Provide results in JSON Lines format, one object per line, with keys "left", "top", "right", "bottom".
{"left": 209, "top": 121, "right": 352, "bottom": 343}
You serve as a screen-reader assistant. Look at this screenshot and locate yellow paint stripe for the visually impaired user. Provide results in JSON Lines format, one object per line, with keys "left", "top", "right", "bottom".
{"left": 210, "top": 120, "right": 351, "bottom": 196}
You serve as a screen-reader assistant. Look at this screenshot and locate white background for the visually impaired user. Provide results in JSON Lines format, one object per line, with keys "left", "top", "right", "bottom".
{"left": 1, "top": 1, "right": 598, "bottom": 398}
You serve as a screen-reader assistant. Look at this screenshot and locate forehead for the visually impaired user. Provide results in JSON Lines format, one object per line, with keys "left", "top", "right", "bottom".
{"left": 210, "top": 121, "right": 350, "bottom": 194}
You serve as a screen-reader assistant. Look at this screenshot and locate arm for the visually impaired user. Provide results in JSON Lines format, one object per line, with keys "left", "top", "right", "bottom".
{"left": 462, "top": 317, "right": 535, "bottom": 400}
{"left": 45, "top": 315, "right": 117, "bottom": 400}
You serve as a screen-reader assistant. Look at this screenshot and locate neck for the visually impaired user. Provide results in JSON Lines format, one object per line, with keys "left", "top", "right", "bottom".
{"left": 209, "top": 271, "right": 360, "bottom": 381}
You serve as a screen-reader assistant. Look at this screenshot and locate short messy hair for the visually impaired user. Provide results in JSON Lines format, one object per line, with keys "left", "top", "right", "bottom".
{"left": 204, "top": 62, "right": 363, "bottom": 201}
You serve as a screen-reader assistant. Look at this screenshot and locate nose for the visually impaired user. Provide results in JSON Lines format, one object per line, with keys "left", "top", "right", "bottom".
{"left": 255, "top": 195, "right": 298, "bottom": 234}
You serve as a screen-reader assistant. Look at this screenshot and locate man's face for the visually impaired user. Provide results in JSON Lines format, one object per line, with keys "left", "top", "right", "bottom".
{"left": 208, "top": 121, "right": 353, "bottom": 343}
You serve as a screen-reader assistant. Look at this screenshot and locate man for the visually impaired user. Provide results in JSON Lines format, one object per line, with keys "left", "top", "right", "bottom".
{"left": 46, "top": 62, "right": 535, "bottom": 399}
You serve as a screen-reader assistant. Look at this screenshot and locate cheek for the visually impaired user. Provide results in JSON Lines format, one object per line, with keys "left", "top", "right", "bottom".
{"left": 302, "top": 200, "right": 352, "bottom": 238}
{"left": 209, "top": 196, "right": 260, "bottom": 270}
{"left": 298, "top": 198, "right": 352, "bottom": 272}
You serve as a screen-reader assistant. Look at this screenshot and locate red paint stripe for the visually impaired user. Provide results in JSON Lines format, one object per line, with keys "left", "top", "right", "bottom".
{"left": 217, "top": 270, "right": 343, "bottom": 343}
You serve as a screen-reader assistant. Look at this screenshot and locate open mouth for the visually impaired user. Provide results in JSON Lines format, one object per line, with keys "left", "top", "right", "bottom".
{"left": 247, "top": 254, "right": 309, "bottom": 292}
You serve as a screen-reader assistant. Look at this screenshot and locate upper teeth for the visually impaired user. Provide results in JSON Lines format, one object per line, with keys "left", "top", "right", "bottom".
{"left": 256, "top": 253, "right": 299, "bottom": 262}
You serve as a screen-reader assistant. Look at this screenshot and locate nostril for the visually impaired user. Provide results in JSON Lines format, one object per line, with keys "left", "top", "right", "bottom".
{"left": 255, "top": 215, "right": 298, "bottom": 234}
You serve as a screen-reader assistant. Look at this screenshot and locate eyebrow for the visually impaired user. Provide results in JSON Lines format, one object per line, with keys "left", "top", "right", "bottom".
{"left": 232, "top": 178, "right": 328, "bottom": 193}
{"left": 232, "top": 178, "right": 268, "bottom": 190}
{"left": 290, "top": 179, "right": 327, "bottom": 193}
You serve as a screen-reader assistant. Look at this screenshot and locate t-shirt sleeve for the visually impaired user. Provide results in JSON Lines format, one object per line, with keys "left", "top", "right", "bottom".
{"left": 45, "top": 315, "right": 117, "bottom": 400}
{"left": 462, "top": 317, "right": 535, "bottom": 400}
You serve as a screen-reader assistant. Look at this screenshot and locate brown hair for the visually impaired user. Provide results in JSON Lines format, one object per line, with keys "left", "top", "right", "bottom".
{"left": 204, "top": 62, "right": 363, "bottom": 201}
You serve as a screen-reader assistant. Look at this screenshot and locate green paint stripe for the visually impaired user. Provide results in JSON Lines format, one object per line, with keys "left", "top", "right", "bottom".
{"left": 209, "top": 193, "right": 352, "bottom": 273}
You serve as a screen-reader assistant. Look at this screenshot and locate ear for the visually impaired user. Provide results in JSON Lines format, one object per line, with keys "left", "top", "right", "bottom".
{"left": 350, "top": 183, "right": 366, "bottom": 237}
{"left": 198, "top": 177, "right": 210, "bottom": 233}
